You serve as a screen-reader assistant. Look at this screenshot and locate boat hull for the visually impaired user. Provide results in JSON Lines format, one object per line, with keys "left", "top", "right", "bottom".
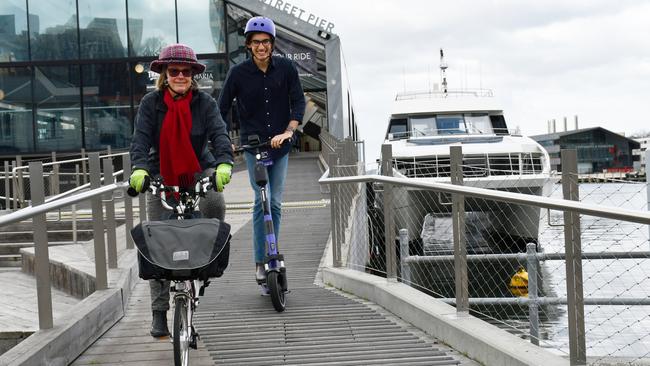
{"left": 391, "top": 176, "right": 554, "bottom": 254}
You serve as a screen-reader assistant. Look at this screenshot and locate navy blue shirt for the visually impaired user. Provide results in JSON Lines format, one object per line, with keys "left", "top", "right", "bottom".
{"left": 219, "top": 56, "right": 306, "bottom": 159}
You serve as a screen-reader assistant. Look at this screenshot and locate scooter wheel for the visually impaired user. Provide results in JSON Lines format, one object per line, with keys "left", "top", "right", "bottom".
{"left": 267, "top": 271, "right": 286, "bottom": 312}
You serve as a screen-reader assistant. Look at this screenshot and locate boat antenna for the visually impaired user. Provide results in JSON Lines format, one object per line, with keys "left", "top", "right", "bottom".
{"left": 439, "top": 48, "right": 448, "bottom": 96}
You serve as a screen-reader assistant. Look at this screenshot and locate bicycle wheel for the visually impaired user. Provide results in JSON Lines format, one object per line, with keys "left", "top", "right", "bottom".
{"left": 267, "top": 271, "right": 286, "bottom": 312}
{"left": 173, "top": 297, "right": 190, "bottom": 366}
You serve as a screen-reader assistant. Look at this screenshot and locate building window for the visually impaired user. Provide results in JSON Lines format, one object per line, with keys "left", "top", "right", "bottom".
{"left": 28, "top": 0, "right": 79, "bottom": 61}
{"left": 177, "top": 0, "right": 225, "bottom": 54}
{"left": 34, "top": 65, "right": 82, "bottom": 152}
{"left": 0, "top": 0, "right": 30, "bottom": 62}
{"left": 82, "top": 62, "right": 131, "bottom": 150}
{"left": 127, "top": 1, "right": 176, "bottom": 56}
{"left": 78, "top": 0, "right": 128, "bottom": 59}
{"left": 0, "top": 66, "right": 34, "bottom": 153}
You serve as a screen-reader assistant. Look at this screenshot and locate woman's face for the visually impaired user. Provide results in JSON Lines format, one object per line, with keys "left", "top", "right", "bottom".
{"left": 165, "top": 63, "right": 193, "bottom": 95}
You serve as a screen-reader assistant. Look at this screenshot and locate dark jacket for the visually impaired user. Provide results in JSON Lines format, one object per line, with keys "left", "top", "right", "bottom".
{"left": 130, "top": 89, "right": 233, "bottom": 175}
{"left": 219, "top": 56, "right": 305, "bottom": 159}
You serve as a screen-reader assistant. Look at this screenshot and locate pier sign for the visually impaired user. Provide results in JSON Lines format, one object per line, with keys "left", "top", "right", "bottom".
{"left": 274, "top": 36, "right": 317, "bottom": 77}
{"left": 257, "top": 0, "right": 335, "bottom": 33}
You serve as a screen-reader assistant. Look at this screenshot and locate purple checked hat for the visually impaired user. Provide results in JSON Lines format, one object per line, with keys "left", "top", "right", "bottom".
{"left": 150, "top": 43, "right": 205, "bottom": 74}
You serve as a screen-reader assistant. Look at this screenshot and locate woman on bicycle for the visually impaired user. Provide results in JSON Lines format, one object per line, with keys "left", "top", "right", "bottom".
{"left": 129, "top": 43, "right": 234, "bottom": 337}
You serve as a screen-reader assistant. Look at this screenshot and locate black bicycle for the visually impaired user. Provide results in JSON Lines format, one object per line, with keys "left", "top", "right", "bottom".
{"left": 129, "top": 175, "right": 231, "bottom": 366}
{"left": 236, "top": 135, "right": 289, "bottom": 312}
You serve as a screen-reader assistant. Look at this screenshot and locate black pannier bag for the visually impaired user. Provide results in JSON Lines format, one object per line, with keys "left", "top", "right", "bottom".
{"left": 130, "top": 218, "right": 231, "bottom": 281}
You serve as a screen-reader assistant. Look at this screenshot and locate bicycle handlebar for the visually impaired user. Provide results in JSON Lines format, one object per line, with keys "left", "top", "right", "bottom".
{"left": 127, "top": 175, "right": 215, "bottom": 214}
{"left": 234, "top": 138, "right": 290, "bottom": 153}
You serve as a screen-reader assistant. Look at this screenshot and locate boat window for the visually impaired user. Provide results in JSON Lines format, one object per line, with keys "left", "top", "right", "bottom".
{"left": 410, "top": 116, "right": 437, "bottom": 137}
{"left": 465, "top": 114, "right": 493, "bottom": 134}
{"left": 435, "top": 115, "right": 465, "bottom": 135}
{"left": 490, "top": 115, "right": 509, "bottom": 135}
{"left": 387, "top": 118, "right": 408, "bottom": 139}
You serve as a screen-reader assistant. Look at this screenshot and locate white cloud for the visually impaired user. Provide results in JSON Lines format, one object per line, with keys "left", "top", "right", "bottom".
{"left": 297, "top": 0, "right": 650, "bottom": 160}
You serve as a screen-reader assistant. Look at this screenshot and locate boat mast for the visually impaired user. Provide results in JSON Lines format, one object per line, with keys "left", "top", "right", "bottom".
{"left": 439, "top": 49, "right": 448, "bottom": 96}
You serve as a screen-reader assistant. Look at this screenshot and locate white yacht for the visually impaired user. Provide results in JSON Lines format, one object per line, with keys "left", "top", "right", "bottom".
{"left": 384, "top": 51, "right": 553, "bottom": 253}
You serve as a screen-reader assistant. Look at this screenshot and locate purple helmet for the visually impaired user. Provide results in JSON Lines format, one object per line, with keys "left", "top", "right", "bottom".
{"left": 244, "top": 16, "right": 276, "bottom": 38}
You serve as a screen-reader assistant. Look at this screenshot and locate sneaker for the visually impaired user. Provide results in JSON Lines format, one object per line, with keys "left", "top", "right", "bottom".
{"left": 255, "top": 263, "right": 267, "bottom": 283}
{"left": 260, "top": 284, "right": 270, "bottom": 296}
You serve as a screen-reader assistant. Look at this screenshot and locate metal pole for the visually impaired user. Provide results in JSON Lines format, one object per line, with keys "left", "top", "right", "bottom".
{"left": 527, "top": 243, "right": 540, "bottom": 345}
{"left": 450, "top": 145, "right": 468, "bottom": 313}
{"left": 50, "top": 151, "right": 57, "bottom": 196}
{"left": 399, "top": 229, "right": 411, "bottom": 284}
{"left": 89, "top": 153, "right": 108, "bottom": 290}
{"left": 72, "top": 165, "right": 79, "bottom": 243}
{"left": 646, "top": 149, "right": 650, "bottom": 247}
{"left": 29, "top": 162, "right": 53, "bottom": 329}
{"left": 329, "top": 152, "right": 341, "bottom": 267}
{"left": 103, "top": 158, "right": 117, "bottom": 269}
{"left": 4, "top": 161, "right": 9, "bottom": 210}
{"left": 562, "top": 149, "right": 586, "bottom": 365}
{"left": 382, "top": 144, "right": 396, "bottom": 280}
{"left": 81, "top": 148, "right": 87, "bottom": 185}
{"left": 123, "top": 155, "right": 134, "bottom": 249}
{"left": 16, "top": 155, "right": 23, "bottom": 208}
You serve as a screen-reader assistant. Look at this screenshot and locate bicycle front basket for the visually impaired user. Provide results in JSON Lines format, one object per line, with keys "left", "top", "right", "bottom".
{"left": 131, "top": 218, "right": 231, "bottom": 281}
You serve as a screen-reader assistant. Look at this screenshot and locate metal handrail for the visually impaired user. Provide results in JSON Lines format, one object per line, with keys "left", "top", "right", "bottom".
{"left": 318, "top": 174, "right": 650, "bottom": 225}
{"left": 0, "top": 182, "right": 127, "bottom": 227}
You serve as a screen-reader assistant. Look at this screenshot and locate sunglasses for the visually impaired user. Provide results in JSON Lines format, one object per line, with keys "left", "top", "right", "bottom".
{"left": 167, "top": 68, "right": 192, "bottom": 77}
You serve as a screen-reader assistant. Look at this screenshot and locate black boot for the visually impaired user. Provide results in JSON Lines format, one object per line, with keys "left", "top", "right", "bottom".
{"left": 150, "top": 310, "right": 170, "bottom": 337}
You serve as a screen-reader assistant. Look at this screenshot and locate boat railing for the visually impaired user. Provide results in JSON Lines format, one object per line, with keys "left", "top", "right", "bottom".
{"left": 319, "top": 143, "right": 650, "bottom": 365}
{"left": 392, "top": 152, "right": 544, "bottom": 178}
{"left": 396, "top": 88, "right": 494, "bottom": 100}
{"left": 388, "top": 127, "right": 518, "bottom": 140}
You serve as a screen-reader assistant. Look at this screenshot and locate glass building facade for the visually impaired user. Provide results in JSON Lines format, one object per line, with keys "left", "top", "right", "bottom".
{"left": 532, "top": 127, "right": 640, "bottom": 173}
{"left": 0, "top": 0, "right": 339, "bottom": 156}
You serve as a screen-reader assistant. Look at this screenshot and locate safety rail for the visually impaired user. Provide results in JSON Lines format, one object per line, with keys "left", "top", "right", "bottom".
{"left": 0, "top": 152, "right": 138, "bottom": 330}
{"left": 319, "top": 144, "right": 650, "bottom": 366}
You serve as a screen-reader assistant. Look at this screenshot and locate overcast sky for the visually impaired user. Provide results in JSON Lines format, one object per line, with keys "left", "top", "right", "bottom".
{"left": 297, "top": 0, "right": 650, "bottom": 160}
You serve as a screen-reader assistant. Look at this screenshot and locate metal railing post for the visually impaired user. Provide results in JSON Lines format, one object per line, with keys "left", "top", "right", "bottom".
{"left": 29, "top": 162, "right": 53, "bottom": 329}
{"left": 450, "top": 145, "right": 468, "bottom": 313}
{"left": 81, "top": 148, "right": 87, "bottom": 185}
{"left": 646, "top": 149, "right": 650, "bottom": 247}
{"left": 527, "top": 242, "right": 540, "bottom": 345}
{"left": 50, "top": 151, "right": 57, "bottom": 196}
{"left": 123, "top": 155, "right": 134, "bottom": 249}
{"left": 16, "top": 155, "right": 24, "bottom": 208}
{"left": 103, "top": 158, "right": 118, "bottom": 269}
{"left": 562, "top": 149, "right": 586, "bottom": 365}
{"left": 399, "top": 229, "right": 411, "bottom": 284}
{"left": 89, "top": 153, "right": 108, "bottom": 290}
{"left": 335, "top": 146, "right": 346, "bottom": 244}
{"left": 72, "top": 165, "right": 79, "bottom": 243}
{"left": 4, "top": 161, "right": 9, "bottom": 210}
{"left": 329, "top": 152, "right": 341, "bottom": 267}
{"left": 382, "top": 144, "right": 397, "bottom": 280}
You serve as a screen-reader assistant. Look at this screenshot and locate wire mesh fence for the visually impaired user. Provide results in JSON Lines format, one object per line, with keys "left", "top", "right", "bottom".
{"left": 324, "top": 144, "right": 650, "bottom": 365}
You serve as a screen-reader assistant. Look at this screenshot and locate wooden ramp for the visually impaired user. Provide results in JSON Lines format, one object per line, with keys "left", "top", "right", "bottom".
{"left": 71, "top": 155, "right": 476, "bottom": 366}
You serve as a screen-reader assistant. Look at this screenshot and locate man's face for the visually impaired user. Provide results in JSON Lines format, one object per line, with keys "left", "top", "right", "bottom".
{"left": 248, "top": 33, "right": 272, "bottom": 61}
{"left": 165, "top": 63, "right": 193, "bottom": 95}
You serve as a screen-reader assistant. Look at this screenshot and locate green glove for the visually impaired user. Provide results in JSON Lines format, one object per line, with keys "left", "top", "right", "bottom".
{"left": 129, "top": 169, "right": 150, "bottom": 193}
{"left": 215, "top": 164, "right": 232, "bottom": 192}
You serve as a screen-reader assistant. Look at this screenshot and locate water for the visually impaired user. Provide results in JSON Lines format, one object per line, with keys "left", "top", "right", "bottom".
{"left": 497, "top": 183, "right": 650, "bottom": 362}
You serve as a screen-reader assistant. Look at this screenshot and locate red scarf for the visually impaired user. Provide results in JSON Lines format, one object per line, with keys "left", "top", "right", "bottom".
{"left": 159, "top": 89, "right": 201, "bottom": 188}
